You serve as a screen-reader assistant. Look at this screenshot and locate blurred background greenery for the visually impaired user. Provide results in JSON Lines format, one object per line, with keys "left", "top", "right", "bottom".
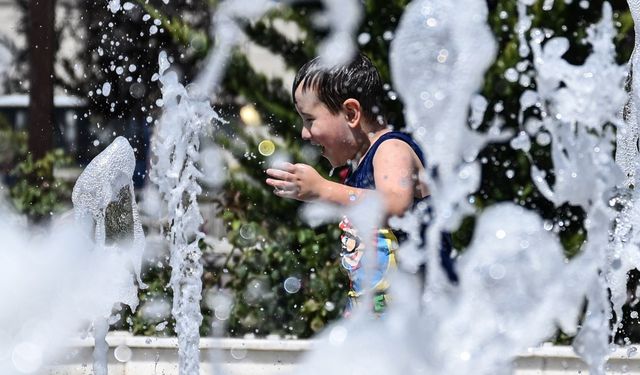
{"left": 2, "top": 0, "right": 640, "bottom": 343}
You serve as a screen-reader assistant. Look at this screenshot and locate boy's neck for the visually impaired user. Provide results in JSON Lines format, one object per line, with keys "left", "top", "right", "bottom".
{"left": 352, "top": 124, "right": 391, "bottom": 167}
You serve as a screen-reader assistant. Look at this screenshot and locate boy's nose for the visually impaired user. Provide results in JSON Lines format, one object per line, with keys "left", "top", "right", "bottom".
{"left": 301, "top": 126, "right": 311, "bottom": 141}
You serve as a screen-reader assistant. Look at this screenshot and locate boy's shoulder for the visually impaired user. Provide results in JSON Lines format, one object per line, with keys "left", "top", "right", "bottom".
{"left": 371, "top": 132, "right": 424, "bottom": 165}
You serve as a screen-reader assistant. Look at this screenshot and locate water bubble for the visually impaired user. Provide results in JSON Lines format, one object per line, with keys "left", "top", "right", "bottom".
{"left": 283, "top": 277, "right": 301, "bottom": 294}
{"left": 230, "top": 347, "right": 248, "bottom": 360}
{"left": 258, "top": 140, "right": 275, "bottom": 156}
{"left": 123, "top": 2, "right": 134, "bottom": 10}
{"left": 143, "top": 14, "right": 151, "bottom": 21}
{"left": 116, "top": 66, "right": 124, "bottom": 75}
{"left": 129, "top": 83, "right": 146, "bottom": 99}
{"left": 239, "top": 224, "right": 256, "bottom": 240}
{"left": 12, "top": 342, "right": 42, "bottom": 374}
{"left": 495, "top": 229, "right": 506, "bottom": 239}
{"left": 329, "top": 326, "right": 348, "bottom": 345}
{"left": 206, "top": 291, "right": 233, "bottom": 321}
{"left": 150, "top": 25, "right": 158, "bottom": 35}
{"left": 93, "top": 139, "right": 100, "bottom": 147}
{"left": 489, "top": 264, "right": 506, "bottom": 280}
{"left": 155, "top": 321, "right": 168, "bottom": 331}
{"left": 189, "top": 34, "right": 208, "bottom": 53}
{"left": 244, "top": 279, "right": 268, "bottom": 304}
{"left": 505, "top": 170, "right": 515, "bottom": 179}
{"left": 426, "top": 17, "right": 438, "bottom": 27}
{"left": 128, "top": 64, "right": 137, "bottom": 72}
{"left": 114, "top": 345, "right": 132, "bottom": 362}
{"left": 543, "top": 220, "right": 554, "bottom": 231}
{"left": 627, "top": 346, "right": 637, "bottom": 358}
{"left": 631, "top": 311, "right": 639, "bottom": 319}
{"left": 382, "top": 30, "right": 394, "bottom": 41}
{"left": 536, "top": 132, "right": 551, "bottom": 146}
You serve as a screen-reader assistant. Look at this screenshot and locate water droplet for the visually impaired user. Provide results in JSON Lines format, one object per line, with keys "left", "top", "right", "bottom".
{"left": 357, "top": 33, "right": 371, "bottom": 45}
{"left": 102, "top": 82, "right": 112, "bottom": 97}
{"left": 504, "top": 68, "right": 518, "bottom": 82}
{"left": 324, "top": 301, "right": 335, "bottom": 311}
{"left": 283, "top": 277, "right": 301, "bottom": 294}
{"left": 230, "top": 347, "right": 248, "bottom": 360}
{"left": 258, "top": 140, "right": 275, "bottom": 156}
{"left": 114, "top": 345, "right": 132, "bottom": 362}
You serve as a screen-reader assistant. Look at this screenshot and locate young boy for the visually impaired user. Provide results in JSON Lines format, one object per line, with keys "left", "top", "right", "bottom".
{"left": 265, "top": 53, "right": 454, "bottom": 314}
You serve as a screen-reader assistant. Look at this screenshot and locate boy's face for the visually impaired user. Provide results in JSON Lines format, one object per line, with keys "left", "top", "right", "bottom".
{"left": 294, "top": 84, "right": 359, "bottom": 168}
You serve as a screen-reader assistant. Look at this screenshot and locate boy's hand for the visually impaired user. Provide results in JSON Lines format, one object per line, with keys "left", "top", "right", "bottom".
{"left": 265, "top": 162, "right": 326, "bottom": 201}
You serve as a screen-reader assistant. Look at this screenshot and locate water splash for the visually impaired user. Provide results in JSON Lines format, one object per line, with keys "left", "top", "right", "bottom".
{"left": 390, "top": 0, "right": 503, "bottom": 291}
{"left": 149, "top": 51, "right": 223, "bottom": 375}
{"left": 72, "top": 136, "right": 147, "bottom": 375}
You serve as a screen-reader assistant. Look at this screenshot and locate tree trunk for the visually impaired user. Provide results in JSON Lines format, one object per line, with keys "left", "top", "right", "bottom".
{"left": 28, "top": 0, "right": 56, "bottom": 160}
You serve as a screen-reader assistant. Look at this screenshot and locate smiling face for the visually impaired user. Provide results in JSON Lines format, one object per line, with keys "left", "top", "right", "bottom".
{"left": 294, "top": 84, "right": 360, "bottom": 168}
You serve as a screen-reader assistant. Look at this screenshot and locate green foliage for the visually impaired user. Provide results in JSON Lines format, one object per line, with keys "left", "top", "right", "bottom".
{"left": 9, "top": 149, "right": 73, "bottom": 222}
{"left": 0, "top": 115, "right": 27, "bottom": 174}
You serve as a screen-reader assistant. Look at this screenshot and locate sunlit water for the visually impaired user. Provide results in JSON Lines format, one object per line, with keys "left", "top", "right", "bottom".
{"left": 1, "top": 0, "right": 640, "bottom": 374}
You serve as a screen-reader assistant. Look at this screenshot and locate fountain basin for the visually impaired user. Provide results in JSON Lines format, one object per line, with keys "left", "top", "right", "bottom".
{"left": 45, "top": 331, "right": 640, "bottom": 375}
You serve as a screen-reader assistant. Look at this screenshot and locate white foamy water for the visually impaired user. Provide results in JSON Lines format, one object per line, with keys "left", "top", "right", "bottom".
{"left": 390, "top": 0, "right": 502, "bottom": 291}
{"left": 149, "top": 51, "right": 223, "bottom": 375}
{"left": 0, "top": 216, "right": 139, "bottom": 375}
{"left": 72, "top": 136, "right": 147, "bottom": 375}
{"left": 298, "top": 2, "right": 635, "bottom": 375}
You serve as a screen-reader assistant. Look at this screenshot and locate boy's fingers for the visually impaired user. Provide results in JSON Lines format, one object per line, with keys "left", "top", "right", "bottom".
{"left": 266, "top": 178, "right": 297, "bottom": 191}
{"left": 270, "top": 161, "right": 296, "bottom": 173}
{"left": 266, "top": 168, "right": 293, "bottom": 181}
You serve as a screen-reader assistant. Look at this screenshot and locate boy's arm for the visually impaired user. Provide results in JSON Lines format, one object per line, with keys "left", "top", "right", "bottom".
{"left": 265, "top": 162, "right": 368, "bottom": 205}
{"left": 371, "top": 139, "right": 421, "bottom": 217}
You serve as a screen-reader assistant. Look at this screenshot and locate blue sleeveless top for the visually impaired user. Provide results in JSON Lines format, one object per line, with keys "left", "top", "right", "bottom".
{"left": 344, "top": 131, "right": 458, "bottom": 283}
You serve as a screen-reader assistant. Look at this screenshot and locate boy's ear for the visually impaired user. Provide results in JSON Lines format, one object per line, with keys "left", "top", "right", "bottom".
{"left": 342, "top": 98, "right": 361, "bottom": 128}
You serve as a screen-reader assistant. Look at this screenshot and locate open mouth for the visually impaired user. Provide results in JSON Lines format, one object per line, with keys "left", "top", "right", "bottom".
{"left": 310, "top": 142, "right": 324, "bottom": 154}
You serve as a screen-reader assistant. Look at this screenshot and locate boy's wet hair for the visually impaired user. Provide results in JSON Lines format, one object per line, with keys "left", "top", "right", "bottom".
{"left": 292, "top": 53, "right": 385, "bottom": 125}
